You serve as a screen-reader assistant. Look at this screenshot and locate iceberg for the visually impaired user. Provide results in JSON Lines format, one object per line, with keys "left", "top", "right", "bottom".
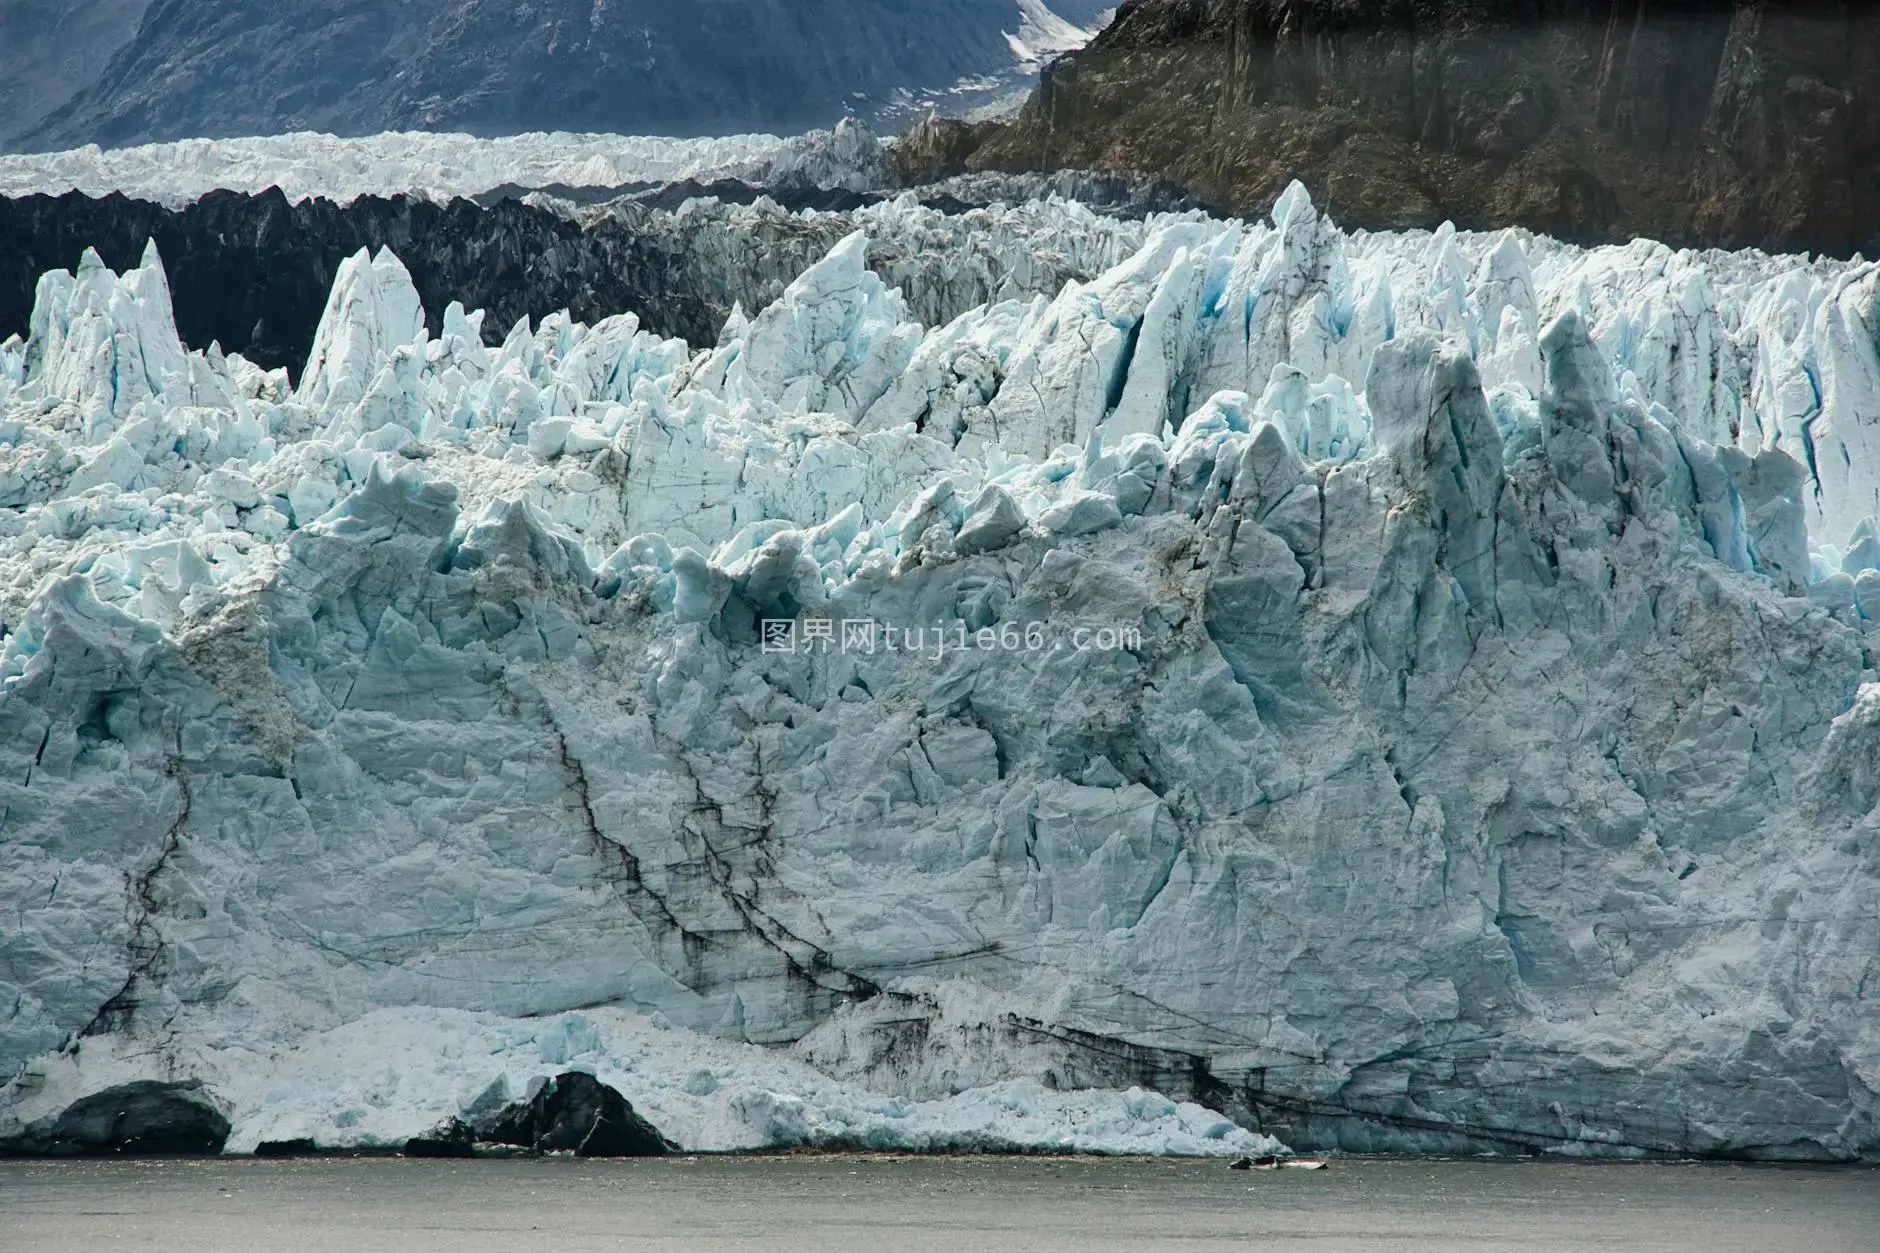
{"left": 1, "top": 184, "right": 1876, "bottom": 1160}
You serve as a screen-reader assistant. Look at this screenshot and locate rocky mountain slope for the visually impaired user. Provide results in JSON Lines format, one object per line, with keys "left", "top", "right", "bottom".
{"left": 1, "top": 186, "right": 1877, "bottom": 1158}
{"left": 0, "top": 0, "right": 149, "bottom": 152}
{"left": 896, "top": 0, "right": 1880, "bottom": 255}
{"left": 7, "top": 0, "right": 1113, "bottom": 153}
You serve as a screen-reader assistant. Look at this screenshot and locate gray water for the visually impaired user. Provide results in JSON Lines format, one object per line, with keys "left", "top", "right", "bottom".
{"left": 2, "top": 1155, "right": 1875, "bottom": 1252}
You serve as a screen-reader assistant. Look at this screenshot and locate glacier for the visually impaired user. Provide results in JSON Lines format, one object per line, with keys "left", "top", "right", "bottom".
{"left": 0, "top": 122, "right": 891, "bottom": 208}
{"left": 1, "top": 182, "right": 1878, "bottom": 1159}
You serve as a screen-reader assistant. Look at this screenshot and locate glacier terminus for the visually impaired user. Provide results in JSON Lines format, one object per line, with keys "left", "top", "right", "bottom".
{"left": 0, "top": 175, "right": 1876, "bottom": 1162}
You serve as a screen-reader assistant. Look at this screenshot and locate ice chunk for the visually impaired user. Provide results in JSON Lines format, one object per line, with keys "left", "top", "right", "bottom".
{"left": 717, "top": 231, "right": 922, "bottom": 422}
{"left": 954, "top": 484, "right": 1028, "bottom": 555}
{"left": 299, "top": 248, "right": 427, "bottom": 412}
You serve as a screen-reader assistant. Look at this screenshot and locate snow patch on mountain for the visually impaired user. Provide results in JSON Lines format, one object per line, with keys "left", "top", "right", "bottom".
{"left": 1006, "top": 1, "right": 1102, "bottom": 68}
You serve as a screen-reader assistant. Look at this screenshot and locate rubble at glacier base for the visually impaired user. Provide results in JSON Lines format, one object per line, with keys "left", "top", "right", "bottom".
{"left": 1, "top": 182, "right": 1877, "bottom": 1159}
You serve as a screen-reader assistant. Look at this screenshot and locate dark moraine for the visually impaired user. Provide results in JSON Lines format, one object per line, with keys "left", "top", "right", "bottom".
{"left": 0, "top": 179, "right": 1170, "bottom": 383}
{"left": 0, "top": 188, "right": 849, "bottom": 378}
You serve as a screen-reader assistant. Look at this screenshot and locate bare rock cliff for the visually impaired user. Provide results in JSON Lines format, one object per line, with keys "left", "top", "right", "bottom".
{"left": 897, "top": 0, "right": 1880, "bottom": 253}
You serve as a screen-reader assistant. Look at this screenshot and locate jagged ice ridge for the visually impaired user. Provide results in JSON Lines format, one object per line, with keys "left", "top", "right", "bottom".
{"left": 1, "top": 183, "right": 1877, "bottom": 1159}
{"left": 0, "top": 122, "right": 892, "bottom": 208}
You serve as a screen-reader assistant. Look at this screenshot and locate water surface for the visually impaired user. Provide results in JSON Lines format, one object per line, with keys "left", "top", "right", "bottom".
{"left": 3, "top": 1154, "right": 1874, "bottom": 1252}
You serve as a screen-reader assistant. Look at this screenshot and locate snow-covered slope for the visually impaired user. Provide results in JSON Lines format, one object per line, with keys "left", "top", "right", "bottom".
{"left": 1006, "top": 0, "right": 1103, "bottom": 67}
{"left": 1, "top": 185, "right": 1877, "bottom": 1158}
{"left": 0, "top": 122, "right": 891, "bottom": 207}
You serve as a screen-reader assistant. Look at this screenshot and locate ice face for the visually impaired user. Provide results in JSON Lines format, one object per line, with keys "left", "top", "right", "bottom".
{"left": 1, "top": 184, "right": 1877, "bottom": 1160}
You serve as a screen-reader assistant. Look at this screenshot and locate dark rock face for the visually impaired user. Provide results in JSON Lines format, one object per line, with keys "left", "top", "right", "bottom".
{"left": 0, "top": 1080, "right": 230, "bottom": 1156}
{"left": 403, "top": 1118, "right": 477, "bottom": 1158}
{"left": 253, "top": 1138, "right": 321, "bottom": 1157}
{"left": 13, "top": 0, "right": 1055, "bottom": 153}
{"left": 479, "top": 1072, "right": 672, "bottom": 1157}
{"left": 0, "top": 185, "right": 725, "bottom": 370}
{"left": 900, "top": 0, "right": 1880, "bottom": 254}
{"left": 0, "top": 186, "right": 1136, "bottom": 383}
{"left": 0, "top": 189, "right": 849, "bottom": 379}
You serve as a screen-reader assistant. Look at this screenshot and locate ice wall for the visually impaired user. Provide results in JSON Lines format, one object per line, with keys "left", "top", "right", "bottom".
{"left": 1, "top": 187, "right": 1876, "bottom": 1159}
